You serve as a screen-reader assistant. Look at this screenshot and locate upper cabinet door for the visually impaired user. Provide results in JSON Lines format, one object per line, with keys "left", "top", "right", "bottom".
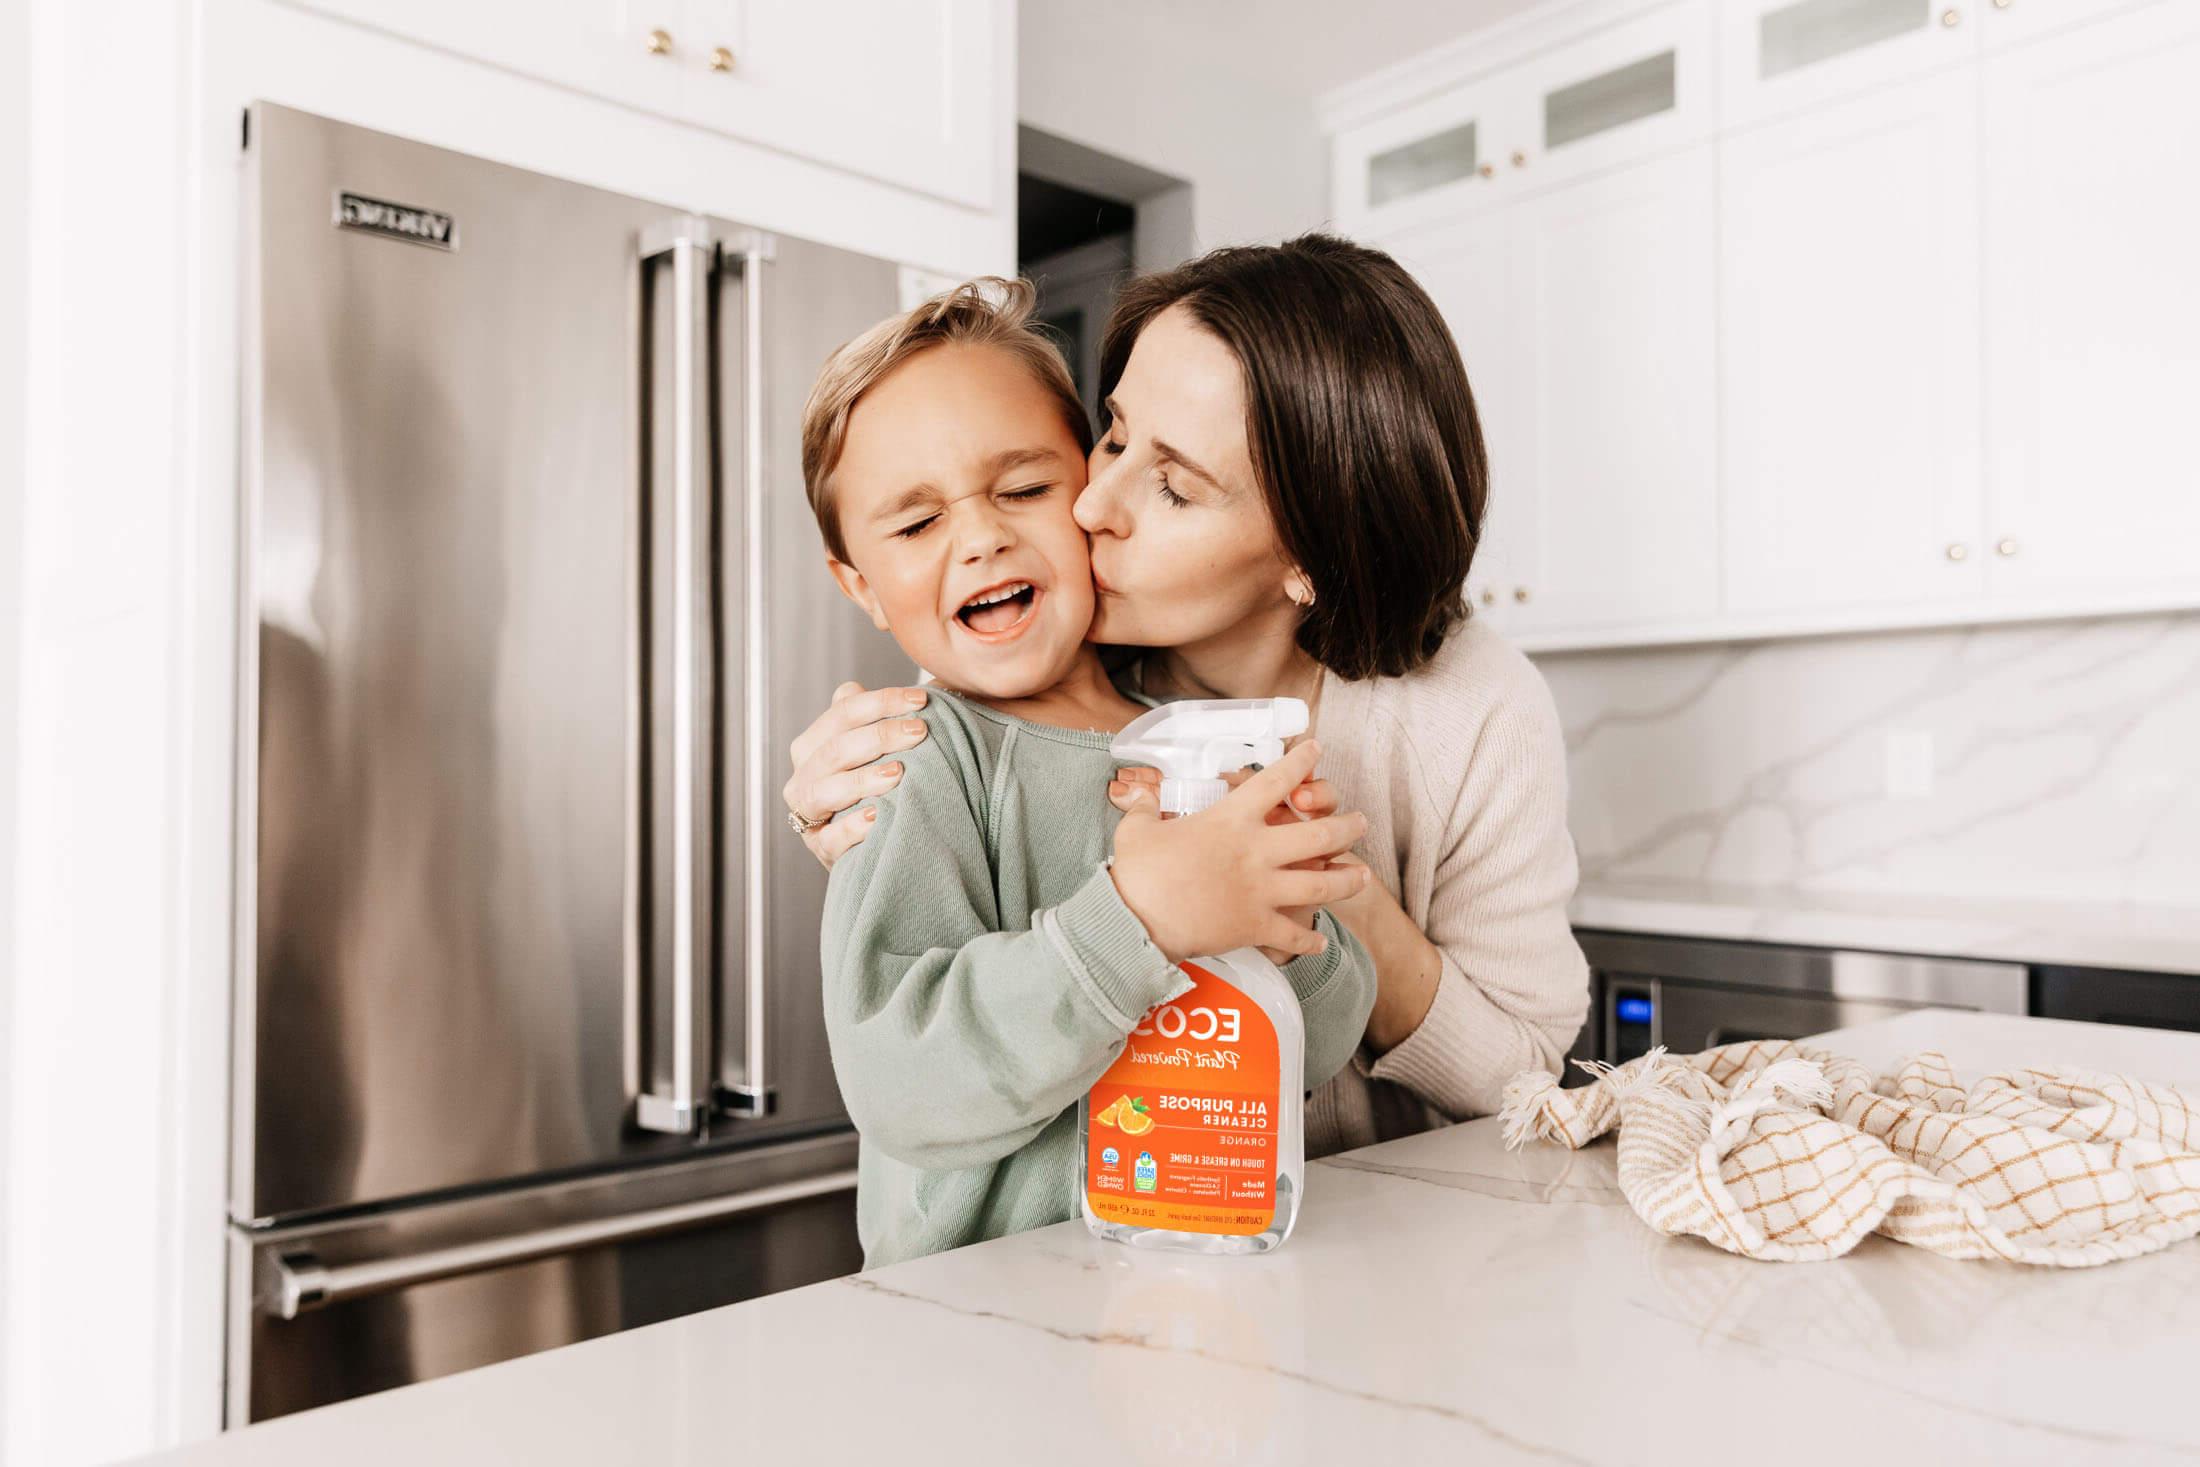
{"left": 678, "top": 0, "right": 999, "bottom": 209}
{"left": 1721, "top": 0, "right": 1979, "bottom": 130}
{"left": 279, "top": 0, "right": 673, "bottom": 111}
{"left": 1335, "top": 71, "right": 1524, "bottom": 234}
{"left": 1377, "top": 208, "right": 1529, "bottom": 634}
{"left": 275, "top": 0, "right": 1000, "bottom": 209}
{"left": 1981, "top": 1, "right": 2200, "bottom": 601}
{"left": 1719, "top": 69, "right": 1984, "bottom": 615}
{"left": 1505, "top": 1, "right": 1713, "bottom": 190}
{"left": 1981, "top": 0, "right": 2170, "bottom": 52}
{"left": 1507, "top": 149, "right": 1720, "bottom": 634}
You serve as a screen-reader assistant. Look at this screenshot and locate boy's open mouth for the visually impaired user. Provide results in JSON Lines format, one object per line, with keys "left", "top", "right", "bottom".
{"left": 955, "top": 580, "right": 1039, "bottom": 641}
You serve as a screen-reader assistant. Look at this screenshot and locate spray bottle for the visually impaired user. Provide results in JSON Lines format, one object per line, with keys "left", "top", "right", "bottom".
{"left": 1080, "top": 698, "right": 1311, "bottom": 1255}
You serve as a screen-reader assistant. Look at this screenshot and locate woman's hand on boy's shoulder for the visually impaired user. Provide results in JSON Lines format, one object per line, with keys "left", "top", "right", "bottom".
{"left": 785, "top": 680, "right": 933, "bottom": 870}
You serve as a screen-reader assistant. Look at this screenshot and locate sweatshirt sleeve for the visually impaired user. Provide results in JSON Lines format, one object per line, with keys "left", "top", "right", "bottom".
{"left": 820, "top": 724, "right": 1189, "bottom": 1173}
{"left": 1364, "top": 670, "right": 1591, "bottom": 1119}
{"left": 1280, "top": 911, "right": 1377, "bottom": 1094}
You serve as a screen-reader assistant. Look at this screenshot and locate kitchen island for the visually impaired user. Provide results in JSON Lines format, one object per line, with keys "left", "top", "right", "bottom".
{"left": 132, "top": 1011, "right": 2200, "bottom": 1466}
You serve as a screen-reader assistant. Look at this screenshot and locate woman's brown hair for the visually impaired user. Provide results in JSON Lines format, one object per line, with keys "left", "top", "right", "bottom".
{"left": 1098, "top": 234, "right": 1486, "bottom": 681}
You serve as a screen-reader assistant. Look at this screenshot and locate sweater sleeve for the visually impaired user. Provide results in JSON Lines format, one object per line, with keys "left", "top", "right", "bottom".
{"left": 1363, "top": 669, "right": 1591, "bottom": 1119}
{"left": 820, "top": 725, "right": 1189, "bottom": 1173}
{"left": 1281, "top": 911, "right": 1377, "bottom": 1093}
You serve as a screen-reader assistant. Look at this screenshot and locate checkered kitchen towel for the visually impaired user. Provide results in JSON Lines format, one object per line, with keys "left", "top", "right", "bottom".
{"left": 1498, "top": 1041, "right": 2200, "bottom": 1265}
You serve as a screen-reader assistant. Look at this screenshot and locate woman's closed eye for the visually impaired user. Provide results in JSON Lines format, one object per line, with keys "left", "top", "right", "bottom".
{"left": 1155, "top": 473, "right": 1189, "bottom": 508}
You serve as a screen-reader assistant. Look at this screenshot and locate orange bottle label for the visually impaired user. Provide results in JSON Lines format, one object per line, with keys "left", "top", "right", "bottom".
{"left": 1085, "top": 960, "right": 1280, "bottom": 1235}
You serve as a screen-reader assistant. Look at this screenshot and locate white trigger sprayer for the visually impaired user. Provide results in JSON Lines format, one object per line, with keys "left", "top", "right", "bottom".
{"left": 1107, "top": 697, "right": 1310, "bottom": 817}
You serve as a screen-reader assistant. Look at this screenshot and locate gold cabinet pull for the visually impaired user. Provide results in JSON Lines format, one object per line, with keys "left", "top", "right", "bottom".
{"left": 709, "top": 45, "right": 735, "bottom": 72}
{"left": 646, "top": 27, "right": 673, "bottom": 55}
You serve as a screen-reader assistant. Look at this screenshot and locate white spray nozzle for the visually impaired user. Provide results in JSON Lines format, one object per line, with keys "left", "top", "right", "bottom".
{"left": 1109, "top": 698, "right": 1310, "bottom": 816}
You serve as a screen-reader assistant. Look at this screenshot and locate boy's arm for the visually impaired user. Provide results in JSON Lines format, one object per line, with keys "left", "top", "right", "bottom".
{"left": 1277, "top": 911, "right": 1377, "bottom": 1090}
{"left": 821, "top": 731, "right": 1189, "bottom": 1173}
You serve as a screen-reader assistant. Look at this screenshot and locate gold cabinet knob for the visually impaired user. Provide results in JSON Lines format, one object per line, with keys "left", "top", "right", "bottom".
{"left": 645, "top": 27, "right": 673, "bottom": 55}
{"left": 1996, "top": 537, "right": 2019, "bottom": 557}
{"left": 1513, "top": 586, "right": 1531, "bottom": 603}
{"left": 1941, "top": 7, "right": 1961, "bottom": 25}
{"left": 709, "top": 45, "right": 735, "bottom": 72}
{"left": 1511, "top": 149, "right": 1529, "bottom": 168}
{"left": 1478, "top": 163, "right": 1496, "bottom": 179}
{"left": 1479, "top": 588, "right": 1497, "bottom": 606}
{"left": 1945, "top": 542, "right": 1969, "bottom": 562}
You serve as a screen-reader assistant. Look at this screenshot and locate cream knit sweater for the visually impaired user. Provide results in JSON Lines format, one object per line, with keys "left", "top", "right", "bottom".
{"left": 1303, "top": 617, "right": 1591, "bottom": 1156}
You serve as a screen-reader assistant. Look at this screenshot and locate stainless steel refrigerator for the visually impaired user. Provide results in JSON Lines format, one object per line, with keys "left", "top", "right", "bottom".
{"left": 230, "top": 103, "right": 914, "bottom": 1423}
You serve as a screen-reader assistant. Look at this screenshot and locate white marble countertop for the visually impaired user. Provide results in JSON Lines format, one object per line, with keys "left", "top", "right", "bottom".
{"left": 1574, "top": 876, "right": 2200, "bottom": 975}
{"left": 132, "top": 1011, "right": 2200, "bottom": 1467}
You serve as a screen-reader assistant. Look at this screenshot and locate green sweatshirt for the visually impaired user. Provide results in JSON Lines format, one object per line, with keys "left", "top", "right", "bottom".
{"left": 820, "top": 690, "right": 1377, "bottom": 1268}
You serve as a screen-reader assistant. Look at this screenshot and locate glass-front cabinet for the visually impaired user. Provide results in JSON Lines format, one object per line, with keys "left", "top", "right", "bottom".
{"left": 1338, "top": 0, "right": 1710, "bottom": 228}
{"left": 1719, "top": 0, "right": 1978, "bottom": 128}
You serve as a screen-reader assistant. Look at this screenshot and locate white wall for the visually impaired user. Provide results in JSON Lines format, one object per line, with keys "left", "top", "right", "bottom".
{"left": 7, "top": 5, "right": 222, "bottom": 1466}
{"left": 1017, "top": 0, "right": 1330, "bottom": 251}
{"left": 0, "top": 0, "right": 26, "bottom": 1448}
{"left": 1538, "top": 611, "right": 2200, "bottom": 912}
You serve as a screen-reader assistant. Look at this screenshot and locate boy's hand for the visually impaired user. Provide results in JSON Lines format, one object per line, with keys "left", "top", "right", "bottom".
{"left": 1108, "top": 741, "right": 1372, "bottom": 964}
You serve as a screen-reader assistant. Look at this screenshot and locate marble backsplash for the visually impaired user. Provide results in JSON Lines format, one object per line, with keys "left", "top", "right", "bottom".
{"left": 1532, "top": 612, "right": 2200, "bottom": 910}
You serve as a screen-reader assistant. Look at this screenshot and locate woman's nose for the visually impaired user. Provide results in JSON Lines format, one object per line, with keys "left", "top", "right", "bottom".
{"left": 1073, "top": 464, "right": 1125, "bottom": 536}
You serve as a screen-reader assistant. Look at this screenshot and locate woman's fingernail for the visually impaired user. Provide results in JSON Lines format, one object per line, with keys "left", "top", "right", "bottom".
{"left": 881, "top": 763, "right": 902, "bottom": 778}
{"left": 864, "top": 806, "right": 878, "bottom": 822}
{"left": 902, "top": 689, "right": 926, "bottom": 708}
{"left": 1294, "top": 790, "right": 1315, "bottom": 808}
{"left": 900, "top": 719, "right": 925, "bottom": 736}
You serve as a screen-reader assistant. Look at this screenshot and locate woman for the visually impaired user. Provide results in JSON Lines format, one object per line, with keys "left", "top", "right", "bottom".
{"left": 783, "top": 234, "right": 1588, "bottom": 1153}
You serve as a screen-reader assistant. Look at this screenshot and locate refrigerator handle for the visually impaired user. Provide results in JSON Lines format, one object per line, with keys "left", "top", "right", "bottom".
{"left": 634, "top": 216, "right": 719, "bottom": 1136}
{"left": 257, "top": 1168, "right": 857, "bottom": 1318}
{"left": 719, "top": 231, "right": 778, "bottom": 1119}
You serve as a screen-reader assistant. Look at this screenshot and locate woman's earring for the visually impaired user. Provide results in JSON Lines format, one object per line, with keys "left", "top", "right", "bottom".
{"left": 1285, "top": 573, "right": 1316, "bottom": 608}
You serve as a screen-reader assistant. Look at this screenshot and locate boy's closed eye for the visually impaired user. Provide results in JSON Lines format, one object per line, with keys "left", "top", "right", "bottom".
{"left": 890, "top": 483, "right": 1055, "bottom": 540}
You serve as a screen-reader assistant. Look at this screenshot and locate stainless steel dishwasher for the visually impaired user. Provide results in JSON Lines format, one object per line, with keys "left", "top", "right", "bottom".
{"left": 1572, "top": 931, "right": 2030, "bottom": 1074}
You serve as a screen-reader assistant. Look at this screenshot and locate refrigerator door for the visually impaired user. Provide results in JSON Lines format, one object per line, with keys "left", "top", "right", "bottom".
{"left": 241, "top": 103, "right": 684, "bottom": 1219}
{"left": 230, "top": 1133, "right": 861, "bottom": 1424}
{"left": 240, "top": 105, "right": 912, "bottom": 1221}
{"left": 707, "top": 227, "right": 915, "bottom": 1137}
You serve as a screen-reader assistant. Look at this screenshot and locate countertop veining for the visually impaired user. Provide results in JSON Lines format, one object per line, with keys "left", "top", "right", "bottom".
{"left": 131, "top": 1010, "right": 2200, "bottom": 1466}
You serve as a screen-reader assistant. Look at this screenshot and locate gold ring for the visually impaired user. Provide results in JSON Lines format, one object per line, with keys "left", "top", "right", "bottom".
{"left": 785, "top": 807, "right": 830, "bottom": 836}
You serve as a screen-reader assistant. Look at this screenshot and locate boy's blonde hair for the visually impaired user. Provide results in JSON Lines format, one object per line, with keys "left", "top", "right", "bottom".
{"left": 799, "top": 277, "right": 1095, "bottom": 561}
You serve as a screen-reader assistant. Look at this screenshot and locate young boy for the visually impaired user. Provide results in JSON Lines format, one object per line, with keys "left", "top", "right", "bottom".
{"left": 800, "top": 280, "right": 1376, "bottom": 1267}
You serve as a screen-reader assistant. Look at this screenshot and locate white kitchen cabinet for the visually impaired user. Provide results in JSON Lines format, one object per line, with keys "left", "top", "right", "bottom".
{"left": 1509, "top": 1, "right": 1713, "bottom": 191}
{"left": 1383, "top": 207, "right": 1525, "bottom": 635}
{"left": 1980, "top": 0, "right": 2200, "bottom": 602}
{"left": 1509, "top": 148, "right": 1719, "bottom": 633}
{"left": 1719, "top": 69, "right": 1983, "bottom": 615}
{"left": 1380, "top": 148, "right": 1718, "bottom": 636}
{"left": 1980, "top": 0, "right": 2171, "bottom": 52}
{"left": 276, "top": 0, "right": 999, "bottom": 208}
{"left": 1719, "top": 0, "right": 1977, "bottom": 130}
{"left": 1334, "top": 0, "right": 1710, "bottom": 233}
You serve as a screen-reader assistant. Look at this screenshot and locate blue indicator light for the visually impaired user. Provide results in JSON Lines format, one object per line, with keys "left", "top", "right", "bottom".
{"left": 1615, "top": 996, "right": 1655, "bottom": 1025}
